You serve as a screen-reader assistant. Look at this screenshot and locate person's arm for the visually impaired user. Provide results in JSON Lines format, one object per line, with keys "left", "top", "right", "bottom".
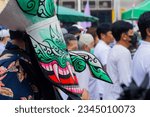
{"left": 117, "top": 52, "right": 132, "bottom": 86}
{"left": 95, "top": 48, "right": 110, "bottom": 71}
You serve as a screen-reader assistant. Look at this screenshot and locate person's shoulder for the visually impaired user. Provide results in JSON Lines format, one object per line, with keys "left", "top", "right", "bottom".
{"left": 134, "top": 44, "right": 150, "bottom": 60}
{"left": 95, "top": 41, "right": 109, "bottom": 50}
{"left": 111, "top": 45, "right": 130, "bottom": 57}
{"left": 94, "top": 41, "right": 101, "bottom": 48}
{"left": 140, "top": 43, "right": 150, "bottom": 52}
{"left": 115, "top": 45, "right": 130, "bottom": 52}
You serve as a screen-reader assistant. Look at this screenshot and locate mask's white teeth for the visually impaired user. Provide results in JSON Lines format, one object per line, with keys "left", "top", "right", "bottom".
{"left": 63, "top": 85, "right": 83, "bottom": 94}
{"left": 67, "top": 64, "right": 75, "bottom": 81}
{"left": 46, "top": 65, "right": 50, "bottom": 71}
{"left": 71, "top": 66, "right": 75, "bottom": 73}
{"left": 77, "top": 88, "right": 79, "bottom": 94}
{"left": 66, "top": 68, "right": 69, "bottom": 75}
{"left": 40, "top": 63, "right": 46, "bottom": 69}
{"left": 63, "top": 70, "right": 67, "bottom": 75}
{"left": 53, "top": 64, "right": 60, "bottom": 82}
{"left": 40, "top": 63, "right": 51, "bottom": 71}
{"left": 72, "top": 88, "right": 74, "bottom": 92}
{"left": 49, "top": 63, "right": 53, "bottom": 71}
{"left": 58, "top": 67, "right": 63, "bottom": 75}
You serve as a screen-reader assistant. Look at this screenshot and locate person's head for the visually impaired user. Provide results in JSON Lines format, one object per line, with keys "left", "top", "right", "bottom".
{"left": 10, "top": 30, "right": 26, "bottom": 50}
{"left": 72, "top": 24, "right": 87, "bottom": 34}
{"left": 64, "top": 33, "right": 78, "bottom": 51}
{"left": 138, "top": 11, "right": 150, "bottom": 41}
{"left": 67, "top": 26, "right": 81, "bottom": 35}
{"left": 0, "top": 26, "right": 10, "bottom": 45}
{"left": 96, "top": 23, "right": 114, "bottom": 45}
{"left": 67, "top": 26, "right": 81, "bottom": 40}
{"left": 79, "top": 33, "right": 94, "bottom": 52}
{"left": 111, "top": 20, "right": 134, "bottom": 48}
{"left": 87, "top": 27, "right": 99, "bottom": 47}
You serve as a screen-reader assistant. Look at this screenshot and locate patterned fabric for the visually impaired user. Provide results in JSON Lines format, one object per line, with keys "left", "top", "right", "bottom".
{"left": 0, "top": 49, "right": 33, "bottom": 100}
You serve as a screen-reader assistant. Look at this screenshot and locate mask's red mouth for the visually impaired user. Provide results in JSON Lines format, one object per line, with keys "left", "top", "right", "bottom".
{"left": 40, "top": 61, "right": 83, "bottom": 94}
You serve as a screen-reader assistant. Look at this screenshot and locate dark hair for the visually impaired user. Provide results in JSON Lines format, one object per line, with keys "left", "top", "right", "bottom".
{"left": 64, "top": 33, "right": 77, "bottom": 45}
{"left": 96, "top": 23, "right": 111, "bottom": 39}
{"left": 10, "top": 30, "right": 26, "bottom": 41}
{"left": 111, "top": 20, "right": 133, "bottom": 42}
{"left": 67, "top": 26, "right": 81, "bottom": 35}
{"left": 87, "top": 27, "right": 97, "bottom": 39}
{"left": 138, "top": 11, "right": 150, "bottom": 40}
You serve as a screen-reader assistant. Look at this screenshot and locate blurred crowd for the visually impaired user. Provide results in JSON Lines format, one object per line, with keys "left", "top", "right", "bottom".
{"left": 1, "top": 11, "right": 150, "bottom": 100}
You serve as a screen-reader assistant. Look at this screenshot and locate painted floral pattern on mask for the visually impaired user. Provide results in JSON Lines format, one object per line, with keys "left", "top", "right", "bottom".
{"left": 29, "top": 24, "right": 83, "bottom": 94}
{"left": 15, "top": 0, "right": 112, "bottom": 99}
{"left": 16, "top": 0, "right": 55, "bottom": 18}
{"left": 69, "top": 51, "right": 113, "bottom": 84}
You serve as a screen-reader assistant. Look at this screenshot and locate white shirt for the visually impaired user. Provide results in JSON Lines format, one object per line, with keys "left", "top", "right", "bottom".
{"left": 94, "top": 40, "right": 111, "bottom": 66}
{"left": 94, "top": 40, "right": 111, "bottom": 99}
{"left": 0, "top": 42, "right": 5, "bottom": 55}
{"left": 132, "top": 41, "right": 150, "bottom": 87}
{"left": 76, "top": 66, "right": 99, "bottom": 100}
{"left": 105, "top": 45, "right": 132, "bottom": 100}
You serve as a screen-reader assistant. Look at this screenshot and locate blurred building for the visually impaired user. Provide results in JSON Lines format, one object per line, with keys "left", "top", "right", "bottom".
{"left": 59, "top": 0, "right": 144, "bottom": 25}
{"left": 59, "top": 0, "right": 112, "bottom": 25}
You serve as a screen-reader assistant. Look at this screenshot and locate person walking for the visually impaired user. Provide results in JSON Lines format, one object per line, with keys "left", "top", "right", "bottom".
{"left": 132, "top": 12, "right": 150, "bottom": 88}
{"left": 105, "top": 20, "right": 134, "bottom": 100}
{"left": 94, "top": 23, "right": 114, "bottom": 99}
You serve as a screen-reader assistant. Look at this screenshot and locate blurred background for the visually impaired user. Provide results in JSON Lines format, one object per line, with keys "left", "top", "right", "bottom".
{"left": 57, "top": 0, "right": 144, "bottom": 27}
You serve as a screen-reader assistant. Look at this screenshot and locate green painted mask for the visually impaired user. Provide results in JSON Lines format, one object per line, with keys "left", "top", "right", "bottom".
{"left": 16, "top": 0, "right": 83, "bottom": 96}
{"left": 17, "top": 0, "right": 112, "bottom": 96}
{"left": 0, "top": 0, "right": 112, "bottom": 99}
{"left": 26, "top": 17, "right": 83, "bottom": 95}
